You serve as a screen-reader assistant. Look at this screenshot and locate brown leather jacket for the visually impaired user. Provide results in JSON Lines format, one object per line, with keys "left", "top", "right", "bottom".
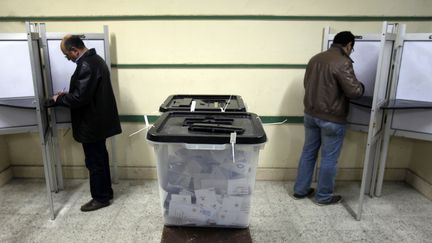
{"left": 303, "top": 44, "right": 364, "bottom": 123}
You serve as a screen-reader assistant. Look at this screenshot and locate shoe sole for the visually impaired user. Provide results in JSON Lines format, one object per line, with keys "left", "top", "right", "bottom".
{"left": 313, "top": 198, "right": 343, "bottom": 206}
{"left": 80, "top": 203, "right": 110, "bottom": 212}
{"left": 291, "top": 189, "right": 315, "bottom": 200}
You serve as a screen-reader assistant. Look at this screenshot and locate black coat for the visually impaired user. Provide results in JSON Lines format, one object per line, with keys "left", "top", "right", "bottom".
{"left": 56, "top": 48, "right": 122, "bottom": 143}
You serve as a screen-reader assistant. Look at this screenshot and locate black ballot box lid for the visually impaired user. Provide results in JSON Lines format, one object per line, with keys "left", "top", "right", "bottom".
{"left": 147, "top": 111, "right": 267, "bottom": 144}
{"left": 159, "top": 94, "right": 247, "bottom": 112}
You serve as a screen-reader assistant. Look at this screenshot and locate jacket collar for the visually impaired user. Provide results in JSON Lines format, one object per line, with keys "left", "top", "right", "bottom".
{"left": 330, "top": 43, "right": 354, "bottom": 63}
{"left": 76, "top": 48, "right": 96, "bottom": 64}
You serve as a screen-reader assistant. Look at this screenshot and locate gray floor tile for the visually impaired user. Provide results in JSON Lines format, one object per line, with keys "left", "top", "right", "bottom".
{"left": 0, "top": 179, "right": 431, "bottom": 242}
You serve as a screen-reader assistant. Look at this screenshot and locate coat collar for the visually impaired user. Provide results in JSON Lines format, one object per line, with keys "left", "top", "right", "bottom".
{"left": 76, "top": 48, "right": 96, "bottom": 64}
{"left": 330, "top": 43, "right": 354, "bottom": 63}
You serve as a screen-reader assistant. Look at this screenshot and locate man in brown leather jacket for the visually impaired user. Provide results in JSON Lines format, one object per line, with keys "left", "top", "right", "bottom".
{"left": 53, "top": 35, "right": 122, "bottom": 212}
{"left": 293, "top": 31, "right": 364, "bottom": 205}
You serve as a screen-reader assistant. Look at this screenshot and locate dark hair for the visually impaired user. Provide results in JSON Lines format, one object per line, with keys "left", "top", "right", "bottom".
{"left": 63, "top": 35, "right": 86, "bottom": 51}
{"left": 333, "top": 31, "right": 355, "bottom": 48}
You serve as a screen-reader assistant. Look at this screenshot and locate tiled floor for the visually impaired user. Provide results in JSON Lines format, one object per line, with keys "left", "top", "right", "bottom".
{"left": 0, "top": 179, "right": 431, "bottom": 242}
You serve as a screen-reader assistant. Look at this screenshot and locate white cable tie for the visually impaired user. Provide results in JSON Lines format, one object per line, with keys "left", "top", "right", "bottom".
{"left": 129, "top": 115, "right": 150, "bottom": 137}
{"left": 144, "top": 114, "right": 149, "bottom": 128}
{"left": 221, "top": 95, "right": 232, "bottom": 112}
{"left": 230, "top": 132, "right": 237, "bottom": 163}
{"left": 263, "top": 119, "right": 288, "bottom": 125}
{"left": 190, "top": 100, "right": 196, "bottom": 112}
{"left": 128, "top": 127, "right": 147, "bottom": 137}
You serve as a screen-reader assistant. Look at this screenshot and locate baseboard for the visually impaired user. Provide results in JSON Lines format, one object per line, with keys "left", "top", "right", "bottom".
{"left": 405, "top": 170, "right": 432, "bottom": 201}
{"left": 11, "top": 165, "right": 158, "bottom": 180}
{"left": 7, "top": 165, "right": 410, "bottom": 182}
{"left": 117, "top": 166, "right": 158, "bottom": 179}
{"left": 255, "top": 167, "right": 406, "bottom": 181}
{"left": 0, "top": 166, "right": 13, "bottom": 187}
{"left": 12, "top": 165, "right": 45, "bottom": 178}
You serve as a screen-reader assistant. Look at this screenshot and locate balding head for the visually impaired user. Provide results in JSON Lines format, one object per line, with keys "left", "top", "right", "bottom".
{"left": 61, "top": 35, "right": 86, "bottom": 51}
{"left": 61, "top": 35, "right": 87, "bottom": 62}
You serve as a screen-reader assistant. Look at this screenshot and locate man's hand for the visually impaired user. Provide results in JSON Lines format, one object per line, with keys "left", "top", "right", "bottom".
{"left": 53, "top": 92, "right": 66, "bottom": 102}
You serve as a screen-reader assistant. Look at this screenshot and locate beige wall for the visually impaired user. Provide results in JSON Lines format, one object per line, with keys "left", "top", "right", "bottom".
{"left": 0, "top": 136, "right": 10, "bottom": 172}
{"left": 1, "top": 0, "right": 432, "bottom": 16}
{"left": 0, "top": 136, "right": 12, "bottom": 186}
{"left": 410, "top": 140, "right": 432, "bottom": 184}
{"left": 0, "top": 1, "right": 431, "bottom": 184}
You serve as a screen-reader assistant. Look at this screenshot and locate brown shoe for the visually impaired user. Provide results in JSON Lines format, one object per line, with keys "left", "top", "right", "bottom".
{"left": 80, "top": 199, "right": 110, "bottom": 212}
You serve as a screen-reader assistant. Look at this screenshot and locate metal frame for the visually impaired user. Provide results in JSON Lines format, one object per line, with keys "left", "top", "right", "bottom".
{"left": 40, "top": 26, "right": 119, "bottom": 186}
{"left": 26, "top": 22, "right": 57, "bottom": 220}
{"left": 356, "top": 23, "right": 398, "bottom": 220}
{"left": 375, "top": 26, "right": 432, "bottom": 196}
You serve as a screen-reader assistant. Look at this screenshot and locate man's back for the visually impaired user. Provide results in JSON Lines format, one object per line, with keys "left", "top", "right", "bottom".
{"left": 303, "top": 44, "right": 364, "bottom": 123}
{"left": 59, "top": 48, "right": 122, "bottom": 143}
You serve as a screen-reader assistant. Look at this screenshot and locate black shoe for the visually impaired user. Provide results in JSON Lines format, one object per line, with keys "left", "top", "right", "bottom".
{"left": 314, "top": 195, "right": 343, "bottom": 206}
{"left": 293, "top": 188, "right": 315, "bottom": 200}
{"left": 80, "top": 199, "right": 110, "bottom": 212}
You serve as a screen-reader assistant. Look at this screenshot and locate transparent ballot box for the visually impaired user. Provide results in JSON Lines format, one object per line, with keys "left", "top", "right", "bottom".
{"left": 147, "top": 111, "right": 266, "bottom": 228}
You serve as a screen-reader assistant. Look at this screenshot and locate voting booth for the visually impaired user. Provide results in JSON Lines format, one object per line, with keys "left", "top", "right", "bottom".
{"left": 324, "top": 22, "right": 432, "bottom": 220}
{"left": 323, "top": 22, "right": 397, "bottom": 220}
{"left": 375, "top": 25, "right": 432, "bottom": 197}
{"left": 38, "top": 25, "right": 119, "bottom": 188}
{"left": 147, "top": 112, "right": 266, "bottom": 228}
{"left": 0, "top": 23, "right": 57, "bottom": 219}
{"left": 0, "top": 23, "right": 117, "bottom": 220}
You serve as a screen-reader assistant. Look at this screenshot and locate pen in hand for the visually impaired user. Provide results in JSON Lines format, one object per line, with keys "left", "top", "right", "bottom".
{"left": 53, "top": 87, "right": 67, "bottom": 102}
{"left": 56, "top": 87, "right": 66, "bottom": 95}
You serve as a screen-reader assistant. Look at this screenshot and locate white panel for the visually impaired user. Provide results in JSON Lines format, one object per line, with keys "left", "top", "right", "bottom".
{"left": 347, "top": 106, "right": 371, "bottom": 126}
{"left": 0, "top": 41, "right": 34, "bottom": 98}
{"left": 327, "top": 40, "right": 380, "bottom": 97}
{"left": 0, "top": 106, "right": 37, "bottom": 127}
{"left": 392, "top": 40, "right": 432, "bottom": 135}
{"left": 396, "top": 41, "right": 432, "bottom": 102}
{"left": 327, "top": 40, "right": 380, "bottom": 127}
{"left": 391, "top": 110, "right": 432, "bottom": 134}
{"left": 47, "top": 40, "right": 106, "bottom": 93}
{"left": 344, "top": 41, "right": 380, "bottom": 126}
{"left": 350, "top": 41, "right": 381, "bottom": 97}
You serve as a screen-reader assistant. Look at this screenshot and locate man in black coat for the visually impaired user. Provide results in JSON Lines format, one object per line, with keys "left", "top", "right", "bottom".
{"left": 53, "top": 35, "right": 122, "bottom": 212}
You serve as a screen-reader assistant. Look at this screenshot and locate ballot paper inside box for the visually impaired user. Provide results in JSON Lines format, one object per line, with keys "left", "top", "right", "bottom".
{"left": 146, "top": 111, "right": 267, "bottom": 228}
{"left": 151, "top": 142, "right": 264, "bottom": 228}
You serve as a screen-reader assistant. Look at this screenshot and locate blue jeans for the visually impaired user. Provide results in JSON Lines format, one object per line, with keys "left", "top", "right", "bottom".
{"left": 294, "top": 113, "right": 346, "bottom": 203}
